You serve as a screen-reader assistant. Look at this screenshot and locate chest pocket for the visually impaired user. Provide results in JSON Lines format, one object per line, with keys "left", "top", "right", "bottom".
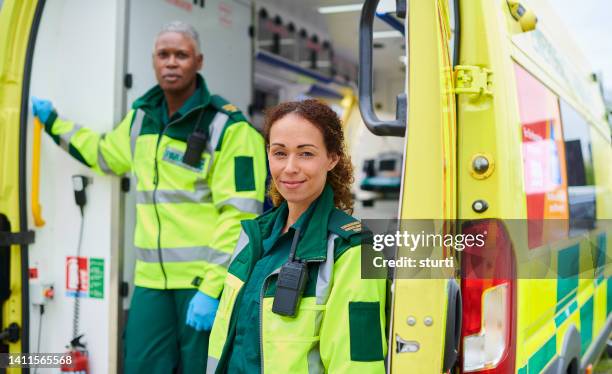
{"left": 261, "top": 296, "right": 325, "bottom": 373}
{"left": 162, "top": 146, "right": 211, "bottom": 175}
{"left": 156, "top": 142, "right": 212, "bottom": 194}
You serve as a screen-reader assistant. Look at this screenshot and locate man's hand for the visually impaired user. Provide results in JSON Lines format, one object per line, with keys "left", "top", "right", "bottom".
{"left": 31, "top": 96, "right": 54, "bottom": 123}
{"left": 186, "top": 291, "right": 220, "bottom": 331}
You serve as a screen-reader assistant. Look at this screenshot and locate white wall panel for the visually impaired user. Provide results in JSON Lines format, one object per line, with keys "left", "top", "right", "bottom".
{"left": 28, "top": 1, "right": 124, "bottom": 373}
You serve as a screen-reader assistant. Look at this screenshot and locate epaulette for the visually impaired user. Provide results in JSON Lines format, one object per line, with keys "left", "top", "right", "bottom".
{"left": 328, "top": 209, "right": 363, "bottom": 259}
{"left": 328, "top": 209, "right": 361, "bottom": 240}
{"left": 209, "top": 95, "right": 248, "bottom": 123}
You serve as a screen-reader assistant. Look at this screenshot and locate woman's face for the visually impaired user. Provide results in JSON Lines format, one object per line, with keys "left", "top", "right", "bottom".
{"left": 268, "top": 113, "right": 339, "bottom": 212}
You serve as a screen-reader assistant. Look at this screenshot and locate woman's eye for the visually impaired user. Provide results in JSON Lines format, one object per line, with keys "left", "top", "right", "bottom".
{"left": 300, "top": 152, "right": 314, "bottom": 157}
{"left": 273, "top": 151, "right": 286, "bottom": 157}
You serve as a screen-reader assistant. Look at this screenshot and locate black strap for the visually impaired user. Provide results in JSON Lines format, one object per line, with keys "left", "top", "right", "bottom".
{"left": 0, "top": 231, "right": 35, "bottom": 247}
{"left": 288, "top": 227, "right": 302, "bottom": 262}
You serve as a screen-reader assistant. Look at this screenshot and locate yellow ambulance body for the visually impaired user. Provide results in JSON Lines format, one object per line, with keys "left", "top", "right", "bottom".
{"left": 359, "top": 0, "right": 612, "bottom": 372}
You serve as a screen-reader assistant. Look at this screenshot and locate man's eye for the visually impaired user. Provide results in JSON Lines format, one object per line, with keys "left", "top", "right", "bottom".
{"left": 177, "top": 52, "right": 188, "bottom": 59}
{"left": 157, "top": 52, "right": 168, "bottom": 58}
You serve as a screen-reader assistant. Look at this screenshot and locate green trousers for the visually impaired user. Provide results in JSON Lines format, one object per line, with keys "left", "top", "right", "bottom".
{"left": 124, "top": 286, "right": 209, "bottom": 373}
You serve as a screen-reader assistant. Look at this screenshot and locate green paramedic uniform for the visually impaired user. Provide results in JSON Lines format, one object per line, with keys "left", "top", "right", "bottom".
{"left": 208, "top": 185, "right": 387, "bottom": 373}
{"left": 42, "top": 74, "right": 267, "bottom": 372}
{"left": 226, "top": 190, "right": 316, "bottom": 372}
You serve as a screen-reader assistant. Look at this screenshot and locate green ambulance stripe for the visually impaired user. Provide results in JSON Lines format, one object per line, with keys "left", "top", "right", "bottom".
{"left": 553, "top": 243, "right": 580, "bottom": 329}
{"left": 556, "top": 245, "right": 579, "bottom": 314}
{"left": 517, "top": 335, "right": 556, "bottom": 374}
{"left": 520, "top": 234, "right": 608, "bottom": 372}
{"left": 580, "top": 296, "right": 594, "bottom": 355}
{"left": 554, "top": 300, "right": 578, "bottom": 327}
{"left": 520, "top": 296, "right": 596, "bottom": 373}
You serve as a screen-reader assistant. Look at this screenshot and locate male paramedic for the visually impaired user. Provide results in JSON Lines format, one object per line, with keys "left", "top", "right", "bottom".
{"left": 31, "top": 21, "right": 266, "bottom": 373}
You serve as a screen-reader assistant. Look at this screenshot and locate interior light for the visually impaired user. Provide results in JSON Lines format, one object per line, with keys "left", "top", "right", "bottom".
{"left": 318, "top": 4, "right": 363, "bottom": 14}
{"left": 373, "top": 30, "right": 403, "bottom": 39}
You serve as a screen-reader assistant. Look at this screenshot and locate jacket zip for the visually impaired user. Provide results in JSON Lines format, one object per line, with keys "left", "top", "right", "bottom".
{"left": 149, "top": 105, "right": 205, "bottom": 289}
{"left": 259, "top": 268, "right": 280, "bottom": 374}
{"left": 152, "top": 128, "right": 168, "bottom": 288}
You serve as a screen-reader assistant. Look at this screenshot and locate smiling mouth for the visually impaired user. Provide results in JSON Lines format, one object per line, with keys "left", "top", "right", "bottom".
{"left": 281, "top": 180, "right": 305, "bottom": 189}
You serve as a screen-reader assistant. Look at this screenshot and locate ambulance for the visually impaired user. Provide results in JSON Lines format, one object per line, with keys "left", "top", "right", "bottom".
{"left": 0, "top": 0, "right": 389, "bottom": 372}
{"left": 357, "top": 0, "right": 612, "bottom": 372}
{"left": 2, "top": 0, "right": 611, "bottom": 373}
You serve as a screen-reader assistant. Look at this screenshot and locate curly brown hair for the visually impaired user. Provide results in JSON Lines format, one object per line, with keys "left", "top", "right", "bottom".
{"left": 263, "top": 99, "right": 354, "bottom": 213}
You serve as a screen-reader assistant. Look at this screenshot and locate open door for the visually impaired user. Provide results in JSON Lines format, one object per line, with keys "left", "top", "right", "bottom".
{"left": 391, "top": 0, "right": 459, "bottom": 371}
{"left": 359, "top": 0, "right": 460, "bottom": 372}
{"left": 0, "top": 0, "right": 45, "bottom": 369}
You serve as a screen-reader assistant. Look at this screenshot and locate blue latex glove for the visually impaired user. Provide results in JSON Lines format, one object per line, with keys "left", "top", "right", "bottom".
{"left": 31, "top": 96, "right": 54, "bottom": 124}
{"left": 186, "top": 291, "right": 220, "bottom": 331}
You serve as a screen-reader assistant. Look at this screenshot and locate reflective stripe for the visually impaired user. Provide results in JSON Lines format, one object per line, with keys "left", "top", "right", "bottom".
{"left": 217, "top": 197, "right": 263, "bottom": 215}
{"left": 130, "top": 110, "right": 144, "bottom": 158}
{"left": 131, "top": 173, "right": 139, "bottom": 191}
{"left": 316, "top": 233, "right": 338, "bottom": 305}
{"left": 136, "top": 187, "right": 212, "bottom": 204}
{"left": 97, "top": 136, "right": 114, "bottom": 175}
{"left": 135, "top": 246, "right": 232, "bottom": 266}
{"left": 195, "top": 179, "right": 209, "bottom": 196}
{"left": 59, "top": 123, "right": 82, "bottom": 152}
{"left": 230, "top": 229, "right": 250, "bottom": 262}
{"left": 208, "top": 112, "right": 229, "bottom": 152}
{"left": 206, "top": 356, "right": 219, "bottom": 374}
{"left": 307, "top": 342, "right": 324, "bottom": 374}
{"left": 307, "top": 234, "right": 338, "bottom": 372}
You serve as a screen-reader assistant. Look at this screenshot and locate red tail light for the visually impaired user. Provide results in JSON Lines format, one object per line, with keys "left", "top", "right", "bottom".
{"left": 461, "top": 220, "right": 517, "bottom": 373}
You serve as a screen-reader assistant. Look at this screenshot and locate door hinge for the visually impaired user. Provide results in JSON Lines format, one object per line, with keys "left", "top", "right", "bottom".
{"left": 0, "top": 231, "right": 35, "bottom": 247}
{"left": 0, "top": 323, "right": 20, "bottom": 343}
{"left": 454, "top": 65, "right": 493, "bottom": 96}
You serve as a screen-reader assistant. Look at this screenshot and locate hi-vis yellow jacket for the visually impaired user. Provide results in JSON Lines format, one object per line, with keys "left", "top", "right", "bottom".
{"left": 42, "top": 75, "right": 267, "bottom": 298}
{"left": 208, "top": 185, "right": 387, "bottom": 373}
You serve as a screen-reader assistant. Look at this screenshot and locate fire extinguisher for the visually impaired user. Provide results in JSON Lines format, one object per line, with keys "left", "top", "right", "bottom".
{"left": 60, "top": 335, "right": 89, "bottom": 374}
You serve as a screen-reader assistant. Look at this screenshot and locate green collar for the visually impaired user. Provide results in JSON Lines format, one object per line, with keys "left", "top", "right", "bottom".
{"left": 132, "top": 74, "right": 211, "bottom": 114}
{"left": 255, "top": 185, "right": 335, "bottom": 261}
{"left": 161, "top": 79, "right": 203, "bottom": 125}
{"left": 263, "top": 193, "right": 317, "bottom": 254}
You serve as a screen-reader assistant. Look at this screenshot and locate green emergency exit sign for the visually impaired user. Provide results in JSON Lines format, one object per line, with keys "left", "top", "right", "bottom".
{"left": 89, "top": 258, "right": 104, "bottom": 299}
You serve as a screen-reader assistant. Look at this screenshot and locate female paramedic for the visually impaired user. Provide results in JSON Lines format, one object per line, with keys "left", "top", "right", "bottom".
{"left": 206, "top": 99, "right": 387, "bottom": 373}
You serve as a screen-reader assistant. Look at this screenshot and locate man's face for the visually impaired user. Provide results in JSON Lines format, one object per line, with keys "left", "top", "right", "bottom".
{"left": 153, "top": 32, "right": 203, "bottom": 94}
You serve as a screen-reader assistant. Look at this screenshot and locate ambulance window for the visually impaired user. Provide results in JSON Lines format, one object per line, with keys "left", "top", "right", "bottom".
{"left": 559, "top": 100, "right": 596, "bottom": 233}
{"left": 514, "top": 63, "right": 568, "bottom": 223}
{"left": 560, "top": 102, "right": 594, "bottom": 185}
